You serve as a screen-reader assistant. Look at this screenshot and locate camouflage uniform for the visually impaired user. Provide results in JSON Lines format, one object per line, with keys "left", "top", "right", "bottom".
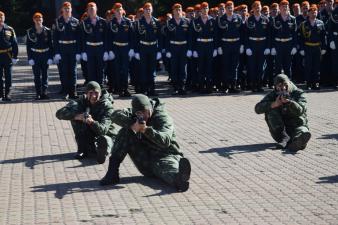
{"left": 55, "top": 87, "right": 118, "bottom": 161}
{"left": 101, "top": 95, "right": 191, "bottom": 191}
{"left": 255, "top": 74, "right": 311, "bottom": 152}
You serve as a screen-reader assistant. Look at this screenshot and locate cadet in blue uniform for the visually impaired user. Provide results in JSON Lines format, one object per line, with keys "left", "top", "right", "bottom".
{"left": 0, "top": 11, "right": 18, "bottom": 101}
{"left": 270, "top": 0, "right": 298, "bottom": 79}
{"left": 26, "top": 12, "right": 53, "bottom": 100}
{"left": 293, "top": 1, "right": 310, "bottom": 83}
{"left": 53, "top": 2, "right": 81, "bottom": 99}
{"left": 217, "top": 1, "right": 243, "bottom": 93}
{"left": 318, "top": 0, "right": 334, "bottom": 86}
{"left": 185, "top": 6, "right": 197, "bottom": 92}
{"left": 108, "top": 3, "right": 134, "bottom": 97}
{"left": 191, "top": 2, "right": 217, "bottom": 93}
{"left": 299, "top": 5, "right": 326, "bottom": 90}
{"left": 80, "top": 2, "right": 108, "bottom": 86}
{"left": 245, "top": 1, "right": 271, "bottom": 92}
{"left": 134, "top": 2, "right": 162, "bottom": 96}
{"left": 165, "top": 3, "right": 192, "bottom": 95}
{"left": 328, "top": 3, "right": 338, "bottom": 88}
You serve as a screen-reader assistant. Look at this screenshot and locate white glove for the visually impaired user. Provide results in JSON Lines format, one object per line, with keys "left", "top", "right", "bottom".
{"left": 54, "top": 54, "right": 61, "bottom": 61}
{"left": 213, "top": 49, "right": 218, "bottom": 57}
{"left": 321, "top": 49, "right": 326, "bottom": 55}
{"left": 134, "top": 53, "right": 140, "bottom": 60}
{"left": 217, "top": 47, "right": 223, "bottom": 55}
{"left": 246, "top": 48, "right": 252, "bottom": 56}
{"left": 264, "top": 48, "right": 270, "bottom": 55}
{"left": 103, "top": 52, "right": 109, "bottom": 61}
{"left": 166, "top": 52, "right": 172, "bottom": 58}
{"left": 108, "top": 51, "right": 115, "bottom": 60}
{"left": 28, "top": 59, "right": 35, "bottom": 66}
{"left": 76, "top": 54, "right": 81, "bottom": 62}
{"left": 240, "top": 45, "right": 244, "bottom": 54}
{"left": 193, "top": 51, "right": 198, "bottom": 58}
{"left": 128, "top": 49, "right": 135, "bottom": 58}
{"left": 271, "top": 48, "right": 277, "bottom": 56}
{"left": 12, "top": 58, "right": 19, "bottom": 64}
{"left": 47, "top": 59, "right": 53, "bottom": 65}
{"left": 300, "top": 50, "right": 305, "bottom": 56}
{"left": 81, "top": 52, "right": 88, "bottom": 61}
{"left": 330, "top": 41, "right": 336, "bottom": 50}
{"left": 186, "top": 50, "right": 192, "bottom": 58}
{"left": 156, "top": 52, "right": 162, "bottom": 60}
{"left": 291, "top": 47, "right": 297, "bottom": 56}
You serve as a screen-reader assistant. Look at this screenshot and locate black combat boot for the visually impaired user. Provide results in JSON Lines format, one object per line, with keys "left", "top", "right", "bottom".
{"left": 100, "top": 157, "right": 121, "bottom": 186}
{"left": 96, "top": 136, "right": 108, "bottom": 164}
{"left": 286, "top": 131, "right": 311, "bottom": 152}
{"left": 175, "top": 158, "right": 191, "bottom": 192}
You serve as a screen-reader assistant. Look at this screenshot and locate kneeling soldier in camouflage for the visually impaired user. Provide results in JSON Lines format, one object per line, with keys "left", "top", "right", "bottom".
{"left": 100, "top": 94, "right": 191, "bottom": 192}
{"left": 255, "top": 74, "right": 311, "bottom": 152}
{"left": 56, "top": 81, "right": 118, "bottom": 163}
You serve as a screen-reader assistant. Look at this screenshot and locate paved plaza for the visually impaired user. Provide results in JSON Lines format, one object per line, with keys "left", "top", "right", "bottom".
{"left": 1, "top": 47, "right": 338, "bottom": 224}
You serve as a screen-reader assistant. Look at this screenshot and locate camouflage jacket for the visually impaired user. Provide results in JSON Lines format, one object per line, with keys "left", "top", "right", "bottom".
{"left": 255, "top": 81, "right": 308, "bottom": 128}
{"left": 112, "top": 98, "right": 182, "bottom": 155}
{"left": 55, "top": 90, "right": 119, "bottom": 137}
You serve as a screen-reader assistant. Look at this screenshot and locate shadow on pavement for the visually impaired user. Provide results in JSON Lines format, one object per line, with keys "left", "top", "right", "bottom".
{"left": 31, "top": 176, "right": 175, "bottom": 199}
{"left": 0, "top": 152, "right": 97, "bottom": 169}
{"left": 316, "top": 175, "right": 338, "bottom": 184}
{"left": 317, "top": 134, "right": 338, "bottom": 140}
{"left": 199, "top": 143, "right": 277, "bottom": 159}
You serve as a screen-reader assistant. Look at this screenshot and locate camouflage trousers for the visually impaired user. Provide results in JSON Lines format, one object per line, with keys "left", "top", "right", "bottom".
{"left": 71, "top": 121, "right": 114, "bottom": 155}
{"left": 111, "top": 127, "right": 182, "bottom": 186}
{"left": 265, "top": 109, "right": 309, "bottom": 142}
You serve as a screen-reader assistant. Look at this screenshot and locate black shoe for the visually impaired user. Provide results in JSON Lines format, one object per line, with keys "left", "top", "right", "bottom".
{"left": 148, "top": 90, "right": 158, "bottom": 96}
{"left": 35, "top": 95, "right": 41, "bottom": 100}
{"left": 100, "top": 157, "right": 120, "bottom": 186}
{"left": 74, "top": 152, "right": 89, "bottom": 160}
{"left": 286, "top": 132, "right": 311, "bottom": 152}
{"left": 123, "top": 90, "right": 131, "bottom": 97}
{"left": 172, "top": 90, "right": 179, "bottom": 95}
{"left": 96, "top": 138, "right": 108, "bottom": 164}
{"left": 68, "top": 93, "right": 78, "bottom": 100}
{"left": 3, "top": 95, "right": 11, "bottom": 101}
{"left": 276, "top": 136, "right": 290, "bottom": 149}
{"left": 175, "top": 158, "right": 191, "bottom": 192}
{"left": 229, "top": 88, "right": 240, "bottom": 94}
{"left": 178, "top": 89, "right": 187, "bottom": 95}
{"left": 312, "top": 83, "right": 320, "bottom": 90}
{"left": 40, "top": 94, "right": 49, "bottom": 100}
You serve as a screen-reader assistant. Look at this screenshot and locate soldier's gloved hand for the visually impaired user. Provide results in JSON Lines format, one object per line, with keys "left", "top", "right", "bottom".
{"left": 134, "top": 52, "right": 140, "bottom": 60}
{"left": 103, "top": 52, "right": 109, "bottom": 61}
{"left": 193, "top": 51, "right": 198, "bottom": 58}
{"left": 263, "top": 48, "right": 270, "bottom": 55}
{"left": 290, "top": 47, "right": 297, "bottom": 55}
{"left": 81, "top": 52, "right": 88, "bottom": 61}
{"left": 166, "top": 52, "right": 171, "bottom": 58}
{"left": 162, "top": 49, "right": 166, "bottom": 53}
{"left": 217, "top": 47, "right": 223, "bottom": 55}
{"left": 321, "top": 49, "right": 326, "bottom": 55}
{"left": 28, "top": 59, "right": 35, "bottom": 66}
{"left": 330, "top": 41, "right": 336, "bottom": 50}
{"left": 246, "top": 48, "right": 252, "bottom": 56}
{"left": 47, "top": 59, "right": 53, "bottom": 65}
{"left": 76, "top": 54, "right": 81, "bottom": 62}
{"left": 212, "top": 49, "right": 218, "bottom": 57}
{"left": 299, "top": 50, "right": 305, "bottom": 56}
{"left": 240, "top": 45, "right": 244, "bottom": 54}
{"left": 128, "top": 49, "right": 135, "bottom": 58}
{"left": 108, "top": 51, "right": 115, "bottom": 60}
{"left": 271, "top": 48, "right": 277, "bottom": 56}
{"left": 156, "top": 52, "right": 162, "bottom": 60}
{"left": 12, "top": 58, "right": 19, "bottom": 65}
{"left": 186, "top": 50, "right": 192, "bottom": 58}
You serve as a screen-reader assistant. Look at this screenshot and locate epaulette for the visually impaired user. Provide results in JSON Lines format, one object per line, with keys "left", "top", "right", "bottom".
{"left": 26, "top": 28, "right": 37, "bottom": 42}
